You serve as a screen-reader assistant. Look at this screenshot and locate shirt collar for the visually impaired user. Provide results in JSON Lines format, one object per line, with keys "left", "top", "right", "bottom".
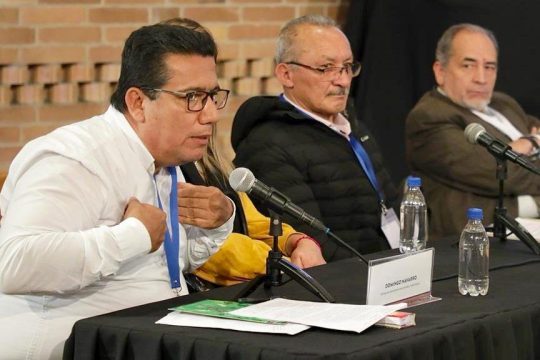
{"left": 281, "top": 94, "right": 352, "bottom": 138}
{"left": 104, "top": 105, "right": 156, "bottom": 174}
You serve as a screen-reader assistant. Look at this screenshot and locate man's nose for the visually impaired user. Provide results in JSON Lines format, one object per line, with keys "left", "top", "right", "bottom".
{"left": 473, "top": 66, "right": 487, "bottom": 84}
{"left": 332, "top": 68, "right": 352, "bottom": 87}
{"left": 199, "top": 99, "right": 219, "bottom": 124}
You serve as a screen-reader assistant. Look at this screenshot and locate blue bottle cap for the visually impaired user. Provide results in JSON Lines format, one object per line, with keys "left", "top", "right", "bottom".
{"left": 467, "top": 208, "right": 483, "bottom": 220}
{"left": 407, "top": 176, "right": 421, "bottom": 187}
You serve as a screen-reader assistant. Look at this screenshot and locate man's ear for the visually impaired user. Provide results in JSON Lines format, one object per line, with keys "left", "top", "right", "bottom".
{"left": 433, "top": 61, "right": 444, "bottom": 87}
{"left": 275, "top": 63, "right": 294, "bottom": 88}
{"left": 124, "top": 87, "right": 147, "bottom": 123}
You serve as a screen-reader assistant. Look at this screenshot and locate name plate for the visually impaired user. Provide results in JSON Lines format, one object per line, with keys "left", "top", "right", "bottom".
{"left": 366, "top": 248, "right": 434, "bottom": 306}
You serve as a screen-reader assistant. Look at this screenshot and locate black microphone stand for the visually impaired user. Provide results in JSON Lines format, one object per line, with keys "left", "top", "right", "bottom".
{"left": 235, "top": 211, "right": 335, "bottom": 303}
{"left": 488, "top": 157, "right": 540, "bottom": 254}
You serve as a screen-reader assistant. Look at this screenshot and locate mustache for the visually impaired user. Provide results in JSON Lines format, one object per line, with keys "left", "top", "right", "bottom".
{"left": 328, "top": 88, "right": 348, "bottom": 96}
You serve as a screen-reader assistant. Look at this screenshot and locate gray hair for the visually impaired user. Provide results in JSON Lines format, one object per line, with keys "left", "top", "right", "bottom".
{"left": 435, "top": 23, "right": 499, "bottom": 67}
{"left": 275, "top": 15, "right": 337, "bottom": 64}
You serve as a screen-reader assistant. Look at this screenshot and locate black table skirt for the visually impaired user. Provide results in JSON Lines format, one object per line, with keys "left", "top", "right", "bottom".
{"left": 64, "top": 237, "right": 540, "bottom": 360}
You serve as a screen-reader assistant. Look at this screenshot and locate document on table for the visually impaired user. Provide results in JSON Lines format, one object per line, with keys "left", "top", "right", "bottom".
{"left": 507, "top": 218, "right": 540, "bottom": 241}
{"left": 230, "top": 298, "right": 407, "bottom": 333}
{"left": 156, "top": 311, "right": 309, "bottom": 335}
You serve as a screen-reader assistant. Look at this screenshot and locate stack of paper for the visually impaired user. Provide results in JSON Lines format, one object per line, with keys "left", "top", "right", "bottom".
{"left": 230, "top": 298, "right": 406, "bottom": 333}
{"left": 156, "top": 299, "right": 308, "bottom": 335}
{"left": 156, "top": 298, "right": 407, "bottom": 335}
{"left": 507, "top": 218, "right": 540, "bottom": 241}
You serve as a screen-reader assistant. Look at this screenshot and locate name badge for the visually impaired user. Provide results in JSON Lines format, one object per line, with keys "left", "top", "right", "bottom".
{"left": 381, "top": 208, "right": 400, "bottom": 249}
{"left": 366, "top": 248, "right": 438, "bottom": 307}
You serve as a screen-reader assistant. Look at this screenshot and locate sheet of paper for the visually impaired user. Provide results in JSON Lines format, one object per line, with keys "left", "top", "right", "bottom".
{"left": 230, "top": 298, "right": 407, "bottom": 333}
{"left": 507, "top": 217, "right": 540, "bottom": 241}
{"left": 156, "top": 311, "right": 309, "bottom": 335}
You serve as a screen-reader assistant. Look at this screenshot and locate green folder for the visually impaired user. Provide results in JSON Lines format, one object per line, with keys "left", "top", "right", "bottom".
{"left": 170, "top": 299, "right": 285, "bottom": 325}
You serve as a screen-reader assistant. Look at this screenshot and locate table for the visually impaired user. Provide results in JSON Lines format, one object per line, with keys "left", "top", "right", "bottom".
{"left": 64, "top": 238, "right": 540, "bottom": 360}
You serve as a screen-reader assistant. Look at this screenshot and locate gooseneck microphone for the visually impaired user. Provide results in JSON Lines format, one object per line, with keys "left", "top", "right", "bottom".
{"left": 229, "top": 167, "right": 327, "bottom": 232}
{"left": 229, "top": 167, "right": 368, "bottom": 264}
{"left": 464, "top": 123, "right": 540, "bottom": 175}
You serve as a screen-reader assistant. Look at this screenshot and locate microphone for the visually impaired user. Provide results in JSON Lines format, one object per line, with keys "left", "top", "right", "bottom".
{"left": 464, "top": 123, "right": 540, "bottom": 175}
{"left": 229, "top": 167, "right": 328, "bottom": 232}
{"left": 229, "top": 167, "right": 368, "bottom": 263}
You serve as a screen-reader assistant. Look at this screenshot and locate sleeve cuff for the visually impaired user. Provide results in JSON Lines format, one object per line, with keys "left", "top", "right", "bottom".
{"left": 109, "top": 217, "right": 152, "bottom": 261}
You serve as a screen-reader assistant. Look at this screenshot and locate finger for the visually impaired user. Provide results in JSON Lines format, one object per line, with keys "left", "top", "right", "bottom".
{"left": 178, "top": 183, "right": 220, "bottom": 199}
{"left": 158, "top": 208, "right": 167, "bottom": 220}
{"left": 178, "top": 208, "right": 209, "bottom": 222}
{"left": 180, "top": 193, "right": 227, "bottom": 212}
{"left": 178, "top": 214, "right": 204, "bottom": 227}
{"left": 178, "top": 198, "right": 209, "bottom": 210}
{"left": 124, "top": 197, "right": 140, "bottom": 216}
{"left": 177, "top": 182, "right": 204, "bottom": 197}
{"left": 177, "top": 197, "right": 203, "bottom": 219}
{"left": 159, "top": 223, "right": 167, "bottom": 241}
{"left": 177, "top": 182, "right": 195, "bottom": 189}
{"left": 125, "top": 197, "right": 140, "bottom": 208}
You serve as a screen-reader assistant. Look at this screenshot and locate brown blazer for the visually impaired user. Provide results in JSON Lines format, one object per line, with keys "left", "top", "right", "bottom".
{"left": 406, "top": 89, "right": 540, "bottom": 237}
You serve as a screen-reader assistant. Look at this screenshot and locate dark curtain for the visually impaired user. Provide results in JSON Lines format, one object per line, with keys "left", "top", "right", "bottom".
{"left": 344, "top": 0, "right": 540, "bottom": 184}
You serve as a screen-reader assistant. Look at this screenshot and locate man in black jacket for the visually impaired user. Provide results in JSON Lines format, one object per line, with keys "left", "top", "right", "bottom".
{"left": 232, "top": 15, "right": 398, "bottom": 261}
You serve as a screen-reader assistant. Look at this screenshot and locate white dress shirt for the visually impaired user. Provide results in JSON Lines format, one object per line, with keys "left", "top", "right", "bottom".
{"left": 0, "top": 105, "right": 233, "bottom": 360}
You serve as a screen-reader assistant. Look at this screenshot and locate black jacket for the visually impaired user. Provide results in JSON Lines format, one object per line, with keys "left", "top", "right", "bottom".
{"left": 231, "top": 96, "right": 398, "bottom": 261}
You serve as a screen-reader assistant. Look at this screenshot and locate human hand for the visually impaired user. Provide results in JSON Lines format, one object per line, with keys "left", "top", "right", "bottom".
{"left": 510, "top": 126, "right": 540, "bottom": 155}
{"left": 177, "top": 183, "right": 233, "bottom": 229}
{"left": 123, "top": 197, "right": 167, "bottom": 252}
{"left": 287, "top": 234, "right": 326, "bottom": 268}
{"left": 509, "top": 137, "right": 535, "bottom": 155}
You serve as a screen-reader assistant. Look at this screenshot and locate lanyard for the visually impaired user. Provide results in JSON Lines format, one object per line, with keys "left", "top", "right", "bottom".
{"left": 280, "top": 93, "right": 386, "bottom": 207}
{"left": 155, "top": 166, "right": 181, "bottom": 292}
{"left": 349, "top": 135, "right": 385, "bottom": 205}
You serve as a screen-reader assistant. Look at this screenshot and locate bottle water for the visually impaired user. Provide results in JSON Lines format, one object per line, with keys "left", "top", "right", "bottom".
{"left": 399, "top": 176, "right": 428, "bottom": 253}
{"left": 458, "top": 208, "right": 489, "bottom": 296}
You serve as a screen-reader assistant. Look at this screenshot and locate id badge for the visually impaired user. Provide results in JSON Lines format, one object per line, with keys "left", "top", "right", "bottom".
{"left": 381, "top": 208, "right": 400, "bottom": 249}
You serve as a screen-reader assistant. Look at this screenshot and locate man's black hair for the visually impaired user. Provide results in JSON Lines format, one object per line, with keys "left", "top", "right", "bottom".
{"left": 110, "top": 22, "right": 218, "bottom": 112}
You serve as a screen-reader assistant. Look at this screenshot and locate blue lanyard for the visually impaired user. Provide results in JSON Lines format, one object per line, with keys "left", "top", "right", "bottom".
{"left": 280, "top": 93, "right": 385, "bottom": 204}
{"left": 349, "top": 135, "right": 385, "bottom": 203}
{"left": 155, "top": 166, "right": 181, "bottom": 292}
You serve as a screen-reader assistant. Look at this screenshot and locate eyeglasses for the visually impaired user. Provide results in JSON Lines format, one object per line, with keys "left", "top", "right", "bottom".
{"left": 285, "top": 61, "right": 361, "bottom": 81}
{"left": 142, "top": 88, "right": 230, "bottom": 112}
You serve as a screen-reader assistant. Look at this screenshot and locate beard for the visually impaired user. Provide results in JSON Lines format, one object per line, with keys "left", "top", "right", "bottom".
{"left": 462, "top": 97, "right": 491, "bottom": 112}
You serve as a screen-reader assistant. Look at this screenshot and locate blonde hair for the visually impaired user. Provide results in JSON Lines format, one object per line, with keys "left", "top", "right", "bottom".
{"left": 196, "top": 125, "right": 233, "bottom": 188}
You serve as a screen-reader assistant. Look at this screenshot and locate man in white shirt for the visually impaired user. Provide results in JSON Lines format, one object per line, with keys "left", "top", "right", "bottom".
{"left": 406, "top": 23, "right": 540, "bottom": 237}
{"left": 0, "top": 20, "right": 234, "bottom": 359}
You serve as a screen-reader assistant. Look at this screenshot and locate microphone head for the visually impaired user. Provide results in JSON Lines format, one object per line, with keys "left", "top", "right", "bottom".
{"left": 229, "top": 167, "right": 256, "bottom": 192}
{"left": 464, "top": 123, "right": 486, "bottom": 144}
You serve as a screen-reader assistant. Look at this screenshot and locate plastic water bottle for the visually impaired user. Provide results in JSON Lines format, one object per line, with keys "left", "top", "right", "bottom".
{"left": 399, "top": 176, "right": 428, "bottom": 253}
{"left": 458, "top": 208, "right": 489, "bottom": 296}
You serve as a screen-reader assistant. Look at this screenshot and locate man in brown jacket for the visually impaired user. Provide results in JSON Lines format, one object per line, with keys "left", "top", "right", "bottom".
{"left": 406, "top": 23, "right": 540, "bottom": 237}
